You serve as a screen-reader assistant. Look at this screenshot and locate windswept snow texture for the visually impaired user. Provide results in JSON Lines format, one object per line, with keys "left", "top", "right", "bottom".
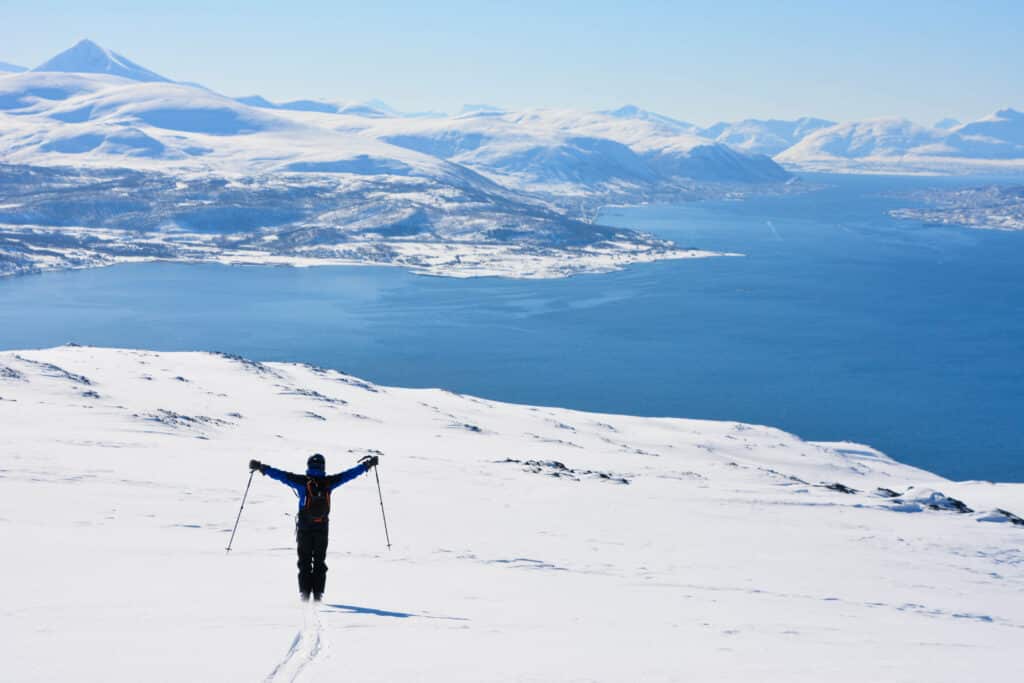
{"left": 1, "top": 346, "right": 1022, "bottom": 681}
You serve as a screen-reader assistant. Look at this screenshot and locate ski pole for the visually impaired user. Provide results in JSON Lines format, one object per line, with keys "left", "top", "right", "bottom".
{"left": 226, "top": 469, "right": 255, "bottom": 554}
{"left": 373, "top": 465, "right": 392, "bottom": 550}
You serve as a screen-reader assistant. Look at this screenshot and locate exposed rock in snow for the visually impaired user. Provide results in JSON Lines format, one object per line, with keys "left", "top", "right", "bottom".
{"left": 0, "top": 346, "right": 1022, "bottom": 680}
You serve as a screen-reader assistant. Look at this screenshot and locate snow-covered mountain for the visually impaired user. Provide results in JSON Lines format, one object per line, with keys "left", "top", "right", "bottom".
{"left": 953, "top": 107, "right": 1024, "bottom": 147}
{"left": 0, "top": 40, "right": 797, "bottom": 279}
{"left": 0, "top": 60, "right": 27, "bottom": 74}
{"left": 361, "top": 107, "right": 789, "bottom": 198}
{"left": 1, "top": 42, "right": 791, "bottom": 193}
{"left": 237, "top": 95, "right": 396, "bottom": 118}
{"left": 602, "top": 104, "right": 699, "bottom": 134}
{"left": 700, "top": 117, "right": 836, "bottom": 156}
{"left": 1, "top": 345, "right": 1021, "bottom": 681}
{"left": 33, "top": 38, "right": 170, "bottom": 83}
{"left": 775, "top": 111, "right": 1024, "bottom": 173}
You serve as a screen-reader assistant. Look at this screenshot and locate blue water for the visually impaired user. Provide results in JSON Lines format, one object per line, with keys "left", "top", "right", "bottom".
{"left": 1, "top": 174, "right": 1021, "bottom": 481}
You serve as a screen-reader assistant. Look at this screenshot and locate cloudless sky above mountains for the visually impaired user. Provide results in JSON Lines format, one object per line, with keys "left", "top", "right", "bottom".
{"left": 2, "top": 0, "right": 1022, "bottom": 125}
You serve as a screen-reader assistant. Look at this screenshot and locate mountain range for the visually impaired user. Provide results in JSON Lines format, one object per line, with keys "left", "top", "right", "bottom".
{"left": 0, "top": 40, "right": 792, "bottom": 280}
{"left": 5, "top": 39, "right": 1023, "bottom": 185}
{"left": 2, "top": 39, "right": 1023, "bottom": 280}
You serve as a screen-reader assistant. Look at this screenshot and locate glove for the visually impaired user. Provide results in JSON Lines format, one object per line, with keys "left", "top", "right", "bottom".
{"left": 249, "top": 459, "right": 263, "bottom": 472}
{"left": 359, "top": 455, "right": 379, "bottom": 469}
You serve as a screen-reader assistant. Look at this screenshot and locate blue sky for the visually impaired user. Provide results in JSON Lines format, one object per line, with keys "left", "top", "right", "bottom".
{"left": 3, "top": 0, "right": 1022, "bottom": 125}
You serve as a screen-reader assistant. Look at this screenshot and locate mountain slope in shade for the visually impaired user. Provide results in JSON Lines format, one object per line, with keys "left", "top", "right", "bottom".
{"left": 32, "top": 38, "right": 170, "bottom": 82}
{"left": 0, "top": 60, "right": 28, "bottom": 73}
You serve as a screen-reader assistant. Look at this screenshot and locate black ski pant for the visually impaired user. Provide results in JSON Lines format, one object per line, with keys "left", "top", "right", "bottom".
{"left": 296, "top": 523, "right": 329, "bottom": 596}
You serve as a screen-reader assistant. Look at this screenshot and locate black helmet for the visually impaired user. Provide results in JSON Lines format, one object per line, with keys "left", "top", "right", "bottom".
{"left": 307, "top": 453, "right": 326, "bottom": 470}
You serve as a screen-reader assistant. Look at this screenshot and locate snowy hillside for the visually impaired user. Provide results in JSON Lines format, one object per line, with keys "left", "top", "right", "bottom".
{"left": 700, "top": 117, "right": 836, "bottom": 156}
{"left": 1, "top": 346, "right": 1021, "bottom": 681}
{"left": 775, "top": 112, "right": 1024, "bottom": 174}
{"left": 33, "top": 38, "right": 170, "bottom": 83}
{"left": 0, "top": 40, "right": 795, "bottom": 280}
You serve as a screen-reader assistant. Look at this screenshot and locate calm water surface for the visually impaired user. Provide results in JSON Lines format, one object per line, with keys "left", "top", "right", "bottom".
{"left": 2, "top": 174, "right": 1022, "bottom": 481}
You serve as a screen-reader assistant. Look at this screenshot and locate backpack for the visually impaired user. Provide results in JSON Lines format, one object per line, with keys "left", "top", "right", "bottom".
{"left": 304, "top": 477, "right": 331, "bottom": 523}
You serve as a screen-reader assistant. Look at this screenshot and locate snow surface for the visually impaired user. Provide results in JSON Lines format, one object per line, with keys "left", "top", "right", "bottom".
{"left": 1, "top": 346, "right": 1021, "bottom": 681}
{"left": 775, "top": 112, "right": 1024, "bottom": 174}
{"left": 699, "top": 117, "right": 836, "bottom": 156}
{"left": 33, "top": 38, "right": 170, "bottom": 83}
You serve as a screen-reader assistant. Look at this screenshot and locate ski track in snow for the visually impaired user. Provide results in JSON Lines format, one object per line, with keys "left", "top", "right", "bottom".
{"left": 265, "top": 604, "right": 324, "bottom": 683}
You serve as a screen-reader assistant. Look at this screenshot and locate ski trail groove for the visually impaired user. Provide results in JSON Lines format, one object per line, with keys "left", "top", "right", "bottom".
{"left": 264, "top": 605, "right": 324, "bottom": 683}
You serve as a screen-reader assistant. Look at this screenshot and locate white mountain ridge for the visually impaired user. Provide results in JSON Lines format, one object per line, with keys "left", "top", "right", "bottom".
{"left": 0, "top": 40, "right": 789, "bottom": 280}
{"left": 775, "top": 110, "right": 1024, "bottom": 174}
{"left": 1, "top": 345, "right": 1021, "bottom": 681}
{"left": 33, "top": 38, "right": 170, "bottom": 83}
{"left": 700, "top": 117, "right": 837, "bottom": 156}
{"left": 3, "top": 39, "right": 1021, "bottom": 282}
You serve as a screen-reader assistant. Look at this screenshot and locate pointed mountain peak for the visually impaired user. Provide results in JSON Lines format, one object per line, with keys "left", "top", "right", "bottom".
{"left": 608, "top": 104, "right": 643, "bottom": 117}
{"left": 603, "top": 105, "right": 696, "bottom": 133}
{"left": 33, "top": 39, "right": 170, "bottom": 82}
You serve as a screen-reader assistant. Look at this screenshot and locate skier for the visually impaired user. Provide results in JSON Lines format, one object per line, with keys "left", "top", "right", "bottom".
{"left": 248, "top": 453, "right": 378, "bottom": 601}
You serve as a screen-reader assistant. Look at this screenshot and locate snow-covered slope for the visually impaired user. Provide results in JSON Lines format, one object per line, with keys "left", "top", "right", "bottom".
{"left": 602, "top": 104, "right": 699, "bottom": 134}
{"left": 0, "top": 60, "right": 27, "bottom": 74}
{"left": 2, "top": 41, "right": 789, "bottom": 190}
{"left": 361, "top": 107, "right": 790, "bottom": 198}
{"left": 0, "top": 70, "right": 466, "bottom": 175}
{"left": 952, "top": 108, "right": 1024, "bottom": 147}
{"left": 776, "top": 112, "right": 1024, "bottom": 174}
{"left": 701, "top": 117, "right": 836, "bottom": 156}
{"left": 2, "top": 48, "right": 723, "bottom": 279}
{"left": 0, "top": 40, "right": 795, "bottom": 279}
{"left": 33, "top": 38, "right": 170, "bottom": 83}
{"left": 1, "top": 346, "right": 1021, "bottom": 681}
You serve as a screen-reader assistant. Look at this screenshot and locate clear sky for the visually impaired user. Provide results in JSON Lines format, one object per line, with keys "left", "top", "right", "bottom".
{"left": 3, "top": 0, "right": 1022, "bottom": 126}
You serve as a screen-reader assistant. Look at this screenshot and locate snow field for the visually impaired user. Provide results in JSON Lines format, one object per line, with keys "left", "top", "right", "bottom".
{"left": 1, "top": 347, "right": 1021, "bottom": 681}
